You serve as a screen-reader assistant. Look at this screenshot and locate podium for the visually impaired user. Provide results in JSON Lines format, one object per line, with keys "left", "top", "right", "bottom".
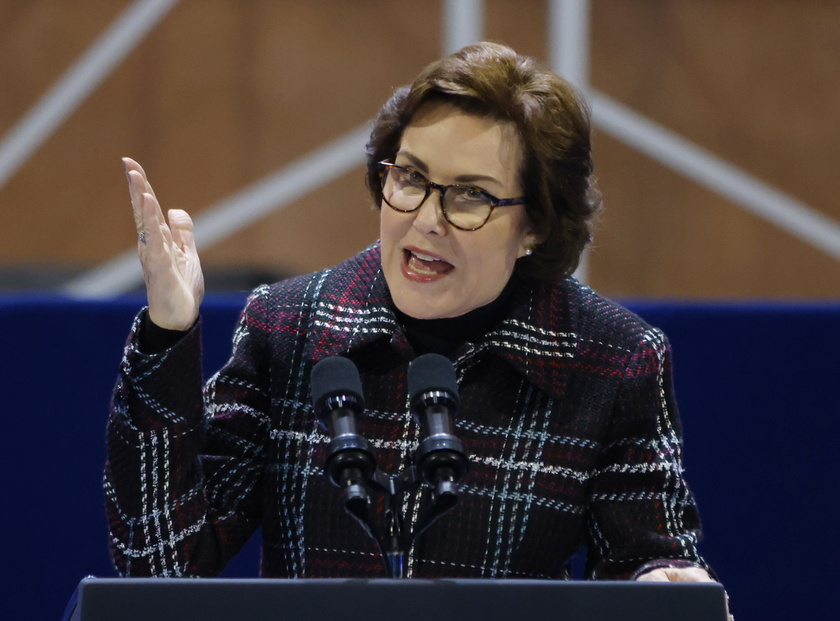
{"left": 65, "top": 577, "right": 728, "bottom": 621}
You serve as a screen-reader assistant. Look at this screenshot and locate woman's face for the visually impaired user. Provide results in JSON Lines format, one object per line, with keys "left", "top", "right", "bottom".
{"left": 380, "top": 101, "right": 535, "bottom": 319}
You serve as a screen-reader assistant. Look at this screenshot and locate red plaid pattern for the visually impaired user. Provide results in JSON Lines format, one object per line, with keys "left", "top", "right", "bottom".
{"left": 105, "top": 244, "right": 708, "bottom": 579}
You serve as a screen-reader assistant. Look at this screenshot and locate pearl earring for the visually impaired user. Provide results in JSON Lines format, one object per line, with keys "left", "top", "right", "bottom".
{"left": 525, "top": 248, "right": 533, "bottom": 256}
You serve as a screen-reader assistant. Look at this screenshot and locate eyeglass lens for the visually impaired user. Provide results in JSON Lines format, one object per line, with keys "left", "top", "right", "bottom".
{"left": 382, "top": 166, "right": 493, "bottom": 230}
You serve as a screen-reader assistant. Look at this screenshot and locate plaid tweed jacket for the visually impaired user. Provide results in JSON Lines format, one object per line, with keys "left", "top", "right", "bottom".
{"left": 105, "top": 243, "right": 707, "bottom": 580}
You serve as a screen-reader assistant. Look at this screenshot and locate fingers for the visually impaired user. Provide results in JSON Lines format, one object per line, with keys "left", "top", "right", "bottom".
{"left": 123, "top": 158, "right": 171, "bottom": 250}
{"left": 636, "top": 569, "right": 668, "bottom": 582}
{"left": 133, "top": 184, "right": 169, "bottom": 253}
{"left": 168, "top": 209, "right": 198, "bottom": 254}
{"left": 121, "top": 159, "right": 199, "bottom": 258}
{"left": 124, "top": 168, "right": 145, "bottom": 236}
{"left": 140, "top": 190, "right": 171, "bottom": 253}
{"left": 122, "top": 157, "right": 157, "bottom": 199}
{"left": 636, "top": 567, "right": 727, "bottom": 618}
{"left": 123, "top": 158, "right": 163, "bottom": 240}
{"left": 636, "top": 567, "right": 716, "bottom": 583}
{"left": 122, "top": 157, "right": 203, "bottom": 330}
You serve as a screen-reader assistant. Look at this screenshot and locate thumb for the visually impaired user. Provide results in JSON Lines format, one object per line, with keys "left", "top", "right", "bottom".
{"left": 168, "top": 209, "right": 197, "bottom": 252}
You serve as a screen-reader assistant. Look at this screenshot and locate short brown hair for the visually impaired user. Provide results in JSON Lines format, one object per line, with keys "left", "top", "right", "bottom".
{"left": 366, "top": 41, "right": 601, "bottom": 283}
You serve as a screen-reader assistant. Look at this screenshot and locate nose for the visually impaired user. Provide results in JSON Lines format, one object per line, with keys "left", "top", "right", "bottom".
{"left": 412, "top": 188, "right": 448, "bottom": 235}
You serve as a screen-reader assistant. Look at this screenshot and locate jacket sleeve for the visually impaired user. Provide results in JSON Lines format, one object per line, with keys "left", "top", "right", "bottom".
{"left": 105, "top": 289, "right": 272, "bottom": 577}
{"left": 585, "top": 327, "right": 710, "bottom": 580}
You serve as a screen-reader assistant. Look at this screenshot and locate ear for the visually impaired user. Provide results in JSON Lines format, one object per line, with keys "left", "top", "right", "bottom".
{"left": 517, "top": 229, "right": 539, "bottom": 258}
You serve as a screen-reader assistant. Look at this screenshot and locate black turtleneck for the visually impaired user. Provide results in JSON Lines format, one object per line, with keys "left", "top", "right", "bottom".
{"left": 395, "top": 276, "right": 518, "bottom": 356}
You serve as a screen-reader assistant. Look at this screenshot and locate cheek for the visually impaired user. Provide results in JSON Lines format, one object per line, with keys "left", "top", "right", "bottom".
{"left": 378, "top": 205, "right": 388, "bottom": 237}
{"left": 463, "top": 241, "right": 510, "bottom": 290}
{"left": 379, "top": 209, "right": 395, "bottom": 253}
{"left": 476, "top": 230, "right": 525, "bottom": 287}
{"left": 379, "top": 206, "right": 405, "bottom": 244}
{"left": 495, "top": 222, "right": 527, "bottom": 263}
{"left": 379, "top": 208, "right": 409, "bottom": 270}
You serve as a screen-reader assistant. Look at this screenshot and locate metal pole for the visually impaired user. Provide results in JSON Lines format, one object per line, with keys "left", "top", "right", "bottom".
{"left": 591, "top": 92, "right": 840, "bottom": 262}
{"left": 548, "top": 0, "right": 591, "bottom": 92}
{"left": 62, "top": 123, "right": 370, "bottom": 298}
{"left": 548, "top": 0, "right": 592, "bottom": 282}
{"left": 442, "top": 0, "right": 485, "bottom": 55}
{"left": 0, "top": 0, "right": 180, "bottom": 190}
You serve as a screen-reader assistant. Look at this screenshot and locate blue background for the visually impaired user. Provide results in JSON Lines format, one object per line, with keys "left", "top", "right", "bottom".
{"left": 2, "top": 295, "right": 837, "bottom": 620}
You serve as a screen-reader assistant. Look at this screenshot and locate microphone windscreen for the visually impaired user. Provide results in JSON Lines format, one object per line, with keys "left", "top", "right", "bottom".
{"left": 311, "top": 356, "right": 364, "bottom": 408}
{"left": 407, "top": 353, "right": 459, "bottom": 404}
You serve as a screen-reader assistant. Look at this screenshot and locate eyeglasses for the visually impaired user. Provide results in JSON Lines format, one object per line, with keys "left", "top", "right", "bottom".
{"left": 378, "top": 161, "right": 526, "bottom": 231}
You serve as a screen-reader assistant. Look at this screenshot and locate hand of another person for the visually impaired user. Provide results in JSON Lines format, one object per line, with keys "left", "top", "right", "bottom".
{"left": 123, "top": 157, "right": 204, "bottom": 331}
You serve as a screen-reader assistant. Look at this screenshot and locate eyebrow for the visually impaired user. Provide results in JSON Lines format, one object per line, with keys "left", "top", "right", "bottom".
{"left": 396, "top": 151, "right": 504, "bottom": 189}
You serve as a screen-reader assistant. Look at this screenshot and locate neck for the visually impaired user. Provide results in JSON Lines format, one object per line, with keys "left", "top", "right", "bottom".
{"left": 395, "top": 278, "right": 517, "bottom": 356}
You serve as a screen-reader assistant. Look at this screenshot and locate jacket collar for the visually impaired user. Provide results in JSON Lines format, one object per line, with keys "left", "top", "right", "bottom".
{"left": 306, "top": 243, "right": 400, "bottom": 361}
{"left": 307, "top": 243, "right": 580, "bottom": 400}
{"left": 480, "top": 276, "right": 580, "bottom": 400}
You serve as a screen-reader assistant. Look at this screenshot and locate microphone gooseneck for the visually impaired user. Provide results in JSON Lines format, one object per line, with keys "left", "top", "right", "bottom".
{"left": 408, "top": 353, "right": 469, "bottom": 491}
{"left": 310, "top": 354, "right": 470, "bottom": 578}
{"left": 311, "top": 356, "right": 375, "bottom": 488}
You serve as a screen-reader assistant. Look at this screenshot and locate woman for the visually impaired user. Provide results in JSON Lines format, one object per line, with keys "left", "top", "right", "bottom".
{"left": 107, "top": 42, "right": 716, "bottom": 584}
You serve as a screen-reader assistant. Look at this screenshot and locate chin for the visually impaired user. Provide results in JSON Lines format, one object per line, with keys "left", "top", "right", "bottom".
{"left": 395, "top": 302, "right": 440, "bottom": 320}
{"left": 393, "top": 293, "right": 455, "bottom": 320}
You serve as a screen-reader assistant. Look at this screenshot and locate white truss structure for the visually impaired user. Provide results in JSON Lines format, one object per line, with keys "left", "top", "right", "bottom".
{"left": 0, "top": 0, "right": 835, "bottom": 297}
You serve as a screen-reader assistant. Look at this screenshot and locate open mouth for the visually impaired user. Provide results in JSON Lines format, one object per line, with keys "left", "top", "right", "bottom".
{"left": 403, "top": 248, "right": 454, "bottom": 277}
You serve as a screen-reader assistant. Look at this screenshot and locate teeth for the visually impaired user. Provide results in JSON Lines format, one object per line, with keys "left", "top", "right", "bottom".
{"left": 412, "top": 251, "right": 441, "bottom": 261}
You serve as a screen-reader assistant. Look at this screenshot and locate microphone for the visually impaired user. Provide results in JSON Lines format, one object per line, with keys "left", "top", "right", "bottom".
{"left": 407, "top": 354, "right": 468, "bottom": 492}
{"left": 311, "top": 357, "right": 375, "bottom": 490}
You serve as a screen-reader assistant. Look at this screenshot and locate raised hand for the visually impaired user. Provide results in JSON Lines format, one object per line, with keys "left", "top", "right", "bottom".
{"left": 123, "top": 157, "right": 204, "bottom": 331}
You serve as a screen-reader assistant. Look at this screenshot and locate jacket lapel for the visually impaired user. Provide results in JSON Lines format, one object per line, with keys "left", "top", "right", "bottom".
{"left": 306, "top": 244, "right": 400, "bottom": 362}
{"left": 481, "top": 278, "right": 580, "bottom": 401}
{"left": 305, "top": 242, "right": 581, "bottom": 402}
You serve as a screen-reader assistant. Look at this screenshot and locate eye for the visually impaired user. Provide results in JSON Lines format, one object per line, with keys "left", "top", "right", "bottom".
{"left": 460, "top": 186, "right": 490, "bottom": 202}
{"left": 405, "top": 169, "right": 428, "bottom": 187}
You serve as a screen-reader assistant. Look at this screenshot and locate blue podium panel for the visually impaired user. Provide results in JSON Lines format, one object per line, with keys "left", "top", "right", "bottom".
{"left": 68, "top": 577, "right": 728, "bottom": 621}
